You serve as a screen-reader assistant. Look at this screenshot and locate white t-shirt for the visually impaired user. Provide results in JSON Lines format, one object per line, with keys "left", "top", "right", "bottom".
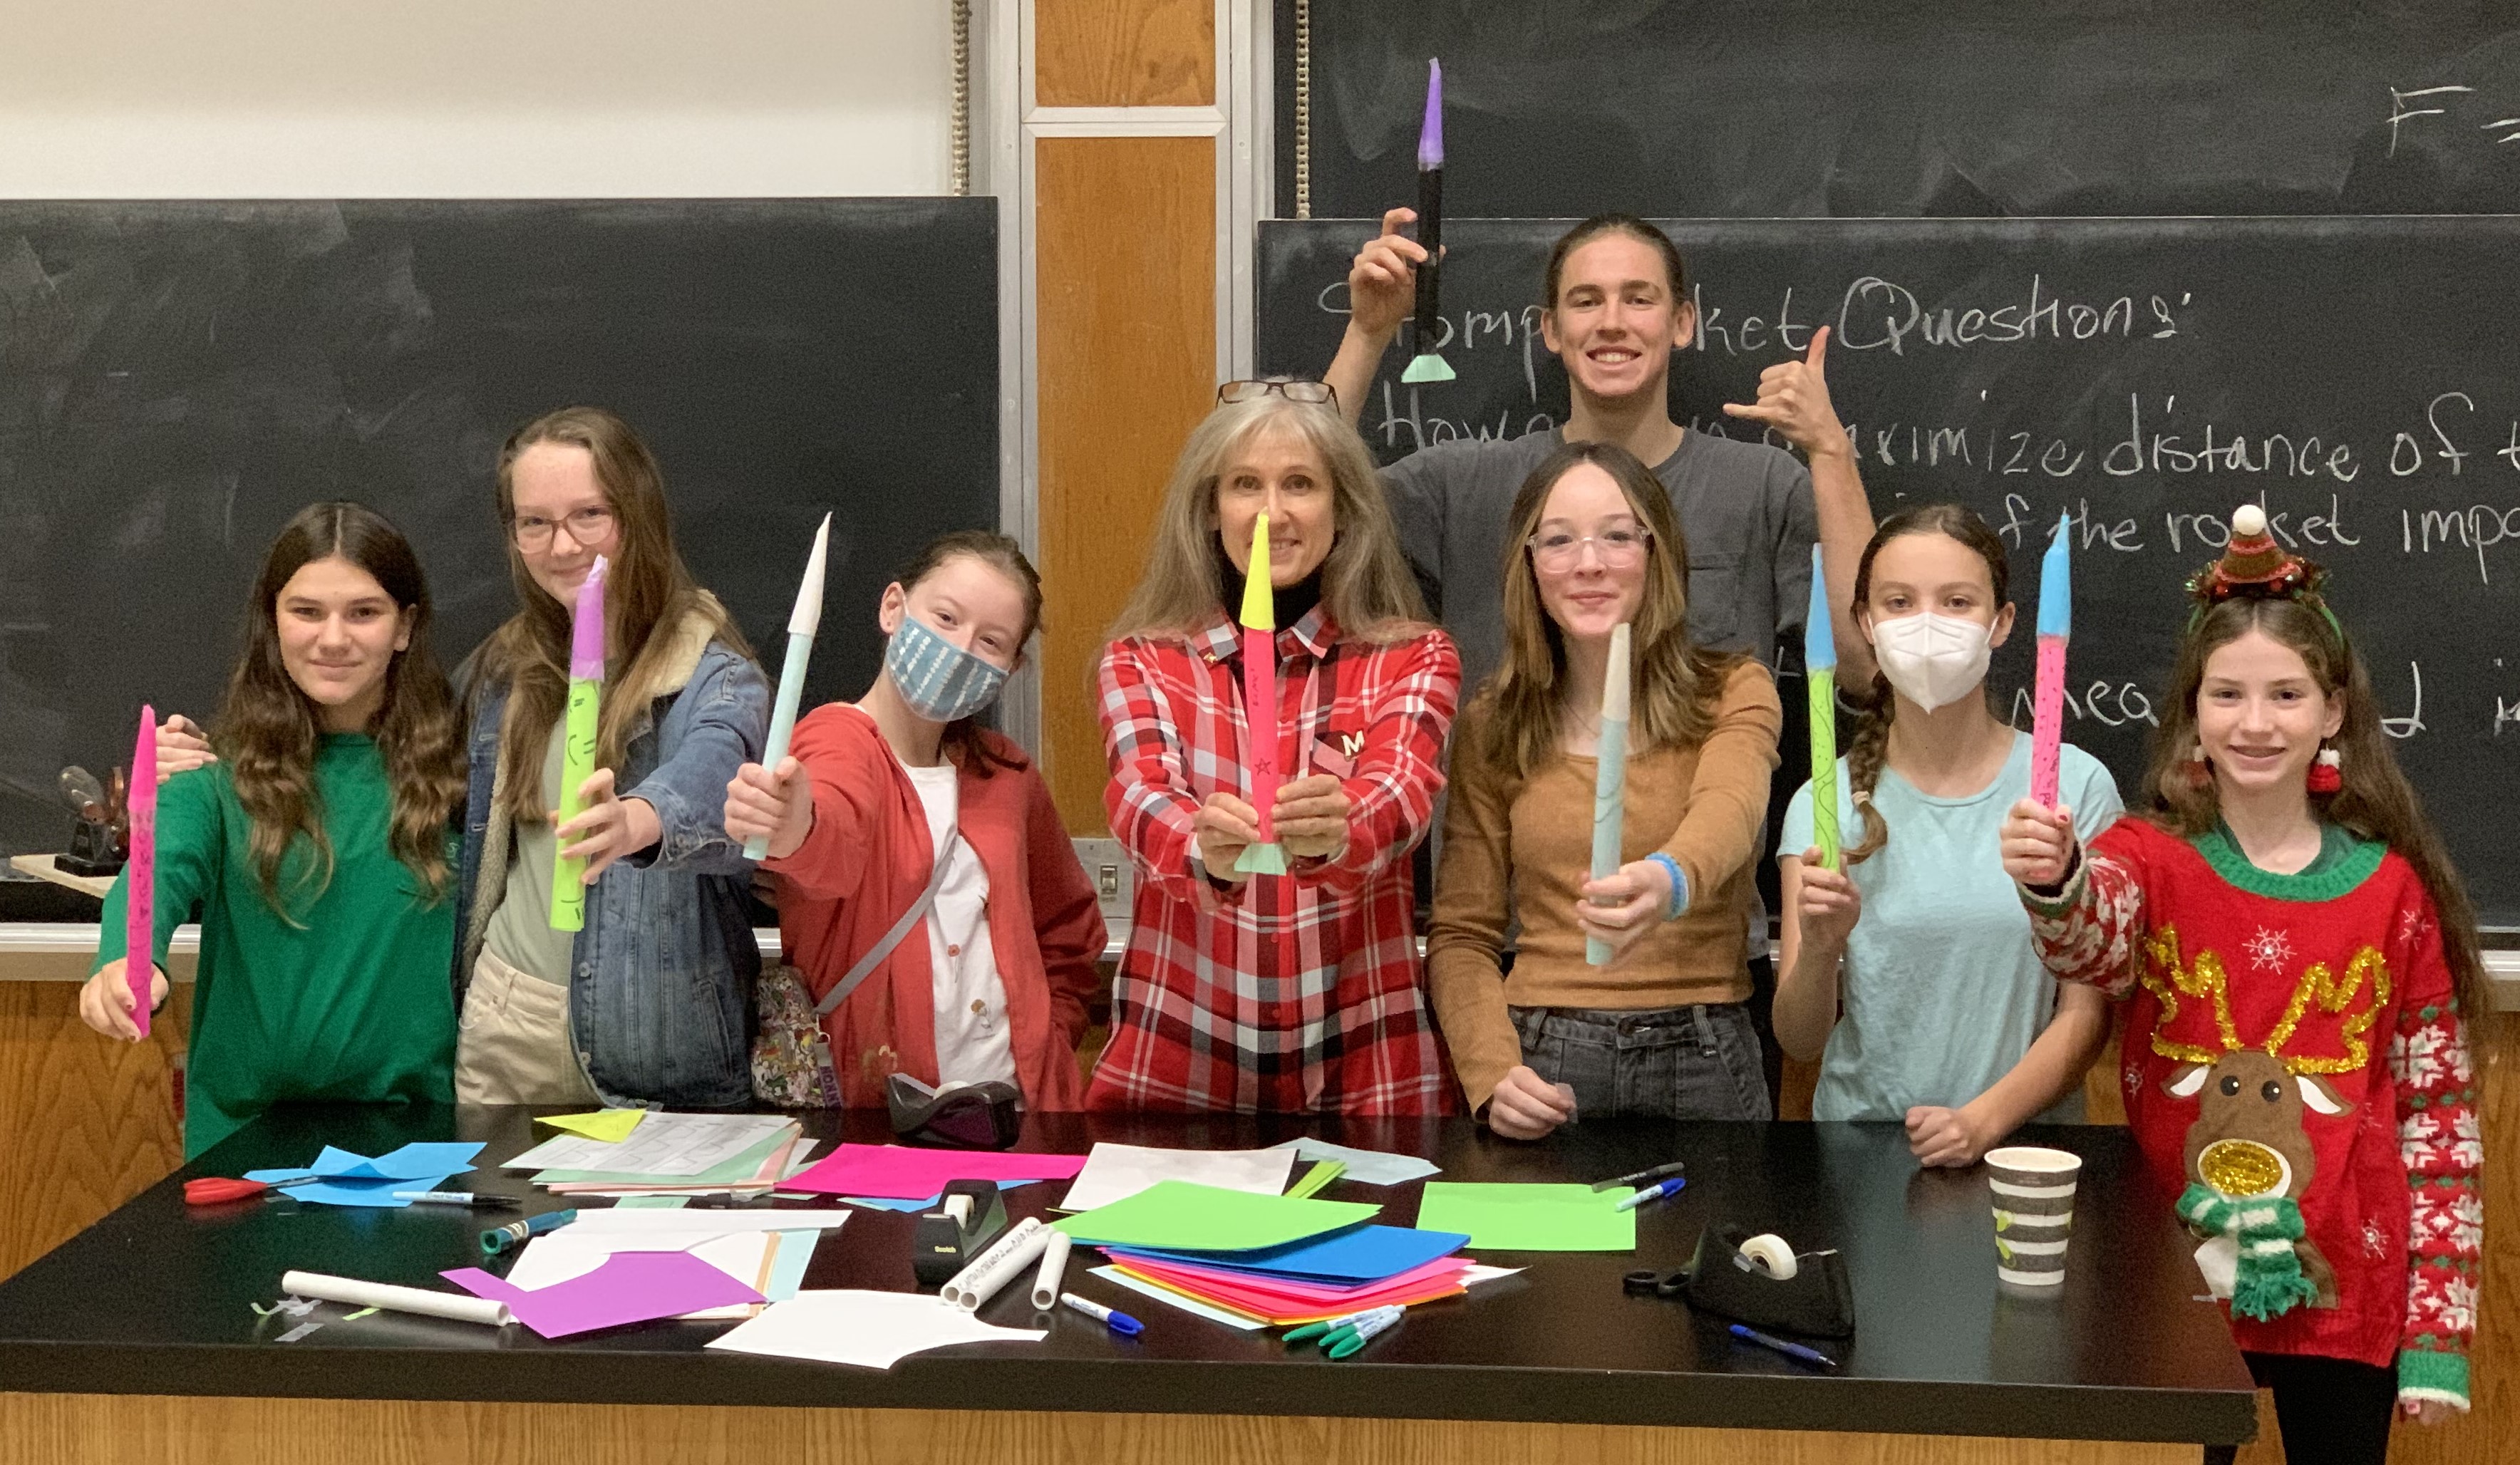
{"left": 900, "top": 761, "right": 1018, "bottom": 1088}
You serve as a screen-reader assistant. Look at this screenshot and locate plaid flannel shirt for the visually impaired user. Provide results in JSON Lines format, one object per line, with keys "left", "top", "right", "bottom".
{"left": 1088, "top": 606, "right": 1461, "bottom": 1115}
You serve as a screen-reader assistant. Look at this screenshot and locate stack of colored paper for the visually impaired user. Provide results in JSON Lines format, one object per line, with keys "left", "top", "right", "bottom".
{"left": 783, "top": 1143, "right": 1089, "bottom": 1200}
{"left": 1097, "top": 1223, "right": 1479, "bottom": 1326}
{"left": 242, "top": 1142, "right": 485, "bottom": 1208}
{"left": 506, "top": 1114, "right": 810, "bottom": 1196}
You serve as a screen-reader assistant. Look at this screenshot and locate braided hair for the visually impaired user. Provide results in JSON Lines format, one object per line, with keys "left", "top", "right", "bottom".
{"left": 1839, "top": 504, "right": 2012, "bottom": 864}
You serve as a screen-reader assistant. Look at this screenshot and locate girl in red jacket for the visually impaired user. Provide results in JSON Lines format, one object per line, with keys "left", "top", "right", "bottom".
{"left": 723, "top": 531, "right": 1105, "bottom": 1108}
{"left": 2001, "top": 507, "right": 2483, "bottom": 1461}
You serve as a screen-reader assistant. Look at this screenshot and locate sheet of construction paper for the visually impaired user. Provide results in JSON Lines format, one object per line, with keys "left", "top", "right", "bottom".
{"left": 443, "top": 1251, "right": 762, "bottom": 1338}
{"left": 783, "top": 1144, "right": 1087, "bottom": 1200}
{"left": 247, "top": 1141, "right": 485, "bottom": 1185}
{"left": 506, "top": 1113, "right": 793, "bottom": 1176}
{"left": 1057, "top": 1143, "right": 1297, "bottom": 1212}
{"left": 535, "top": 1109, "right": 648, "bottom": 1144}
{"left": 1266, "top": 1138, "right": 1442, "bottom": 1186}
{"left": 763, "top": 1231, "right": 818, "bottom": 1303}
{"left": 1286, "top": 1161, "right": 1343, "bottom": 1199}
{"left": 704, "top": 1290, "right": 1047, "bottom": 1369}
{"left": 1103, "top": 1223, "right": 1470, "bottom": 1283}
{"left": 1053, "top": 1180, "right": 1375, "bottom": 1252}
{"left": 1107, "top": 1253, "right": 1470, "bottom": 1307}
{"left": 506, "top": 1230, "right": 775, "bottom": 1321}
{"left": 1089, "top": 1265, "right": 1265, "bottom": 1331}
{"left": 832, "top": 1179, "right": 1036, "bottom": 1213}
{"left": 238, "top": 1171, "right": 459, "bottom": 1208}
{"left": 1413, "top": 1182, "right": 1637, "bottom": 1251}
{"left": 615, "top": 1196, "right": 689, "bottom": 1209}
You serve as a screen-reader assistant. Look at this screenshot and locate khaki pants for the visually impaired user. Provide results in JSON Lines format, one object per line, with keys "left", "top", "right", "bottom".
{"left": 455, "top": 948, "right": 603, "bottom": 1106}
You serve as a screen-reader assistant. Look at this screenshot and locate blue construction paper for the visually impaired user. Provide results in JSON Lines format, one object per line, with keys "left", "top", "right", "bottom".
{"left": 835, "top": 1179, "right": 1034, "bottom": 1213}
{"left": 1104, "top": 1223, "right": 1469, "bottom": 1284}
{"left": 254, "top": 1172, "right": 460, "bottom": 1208}
{"left": 247, "top": 1141, "right": 485, "bottom": 1185}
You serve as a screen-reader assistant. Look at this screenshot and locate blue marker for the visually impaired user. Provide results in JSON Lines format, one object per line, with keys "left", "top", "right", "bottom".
{"left": 1729, "top": 1322, "right": 1839, "bottom": 1370}
{"left": 1613, "top": 1176, "right": 1688, "bottom": 1211}
{"left": 1060, "top": 1293, "right": 1144, "bottom": 1337}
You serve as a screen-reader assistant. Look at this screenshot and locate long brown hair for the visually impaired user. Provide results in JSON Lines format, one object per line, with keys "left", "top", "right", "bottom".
{"left": 891, "top": 529, "right": 1043, "bottom": 778}
{"left": 214, "top": 502, "right": 464, "bottom": 912}
{"left": 1464, "top": 440, "right": 1744, "bottom": 787}
{"left": 478, "top": 407, "right": 752, "bottom": 824}
{"left": 1106, "top": 392, "right": 1430, "bottom": 646}
{"left": 1841, "top": 503, "right": 2013, "bottom": 864}
{"left": 2139, "top": 596, "right": 2490, "bottom": 1018}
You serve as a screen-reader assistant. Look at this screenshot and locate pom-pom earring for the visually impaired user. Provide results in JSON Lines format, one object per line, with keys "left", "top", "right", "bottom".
{"left": 2308, "top": 746, "right": 2343, "bottom": 794}
{"left": 2184, "top": 745, "right": 2211, "bottom": 788}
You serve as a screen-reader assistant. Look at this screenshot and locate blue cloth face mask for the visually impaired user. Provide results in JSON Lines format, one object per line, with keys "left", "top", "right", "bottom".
{"left": 884, "top": 612, "right": 1009, "bottom": 723}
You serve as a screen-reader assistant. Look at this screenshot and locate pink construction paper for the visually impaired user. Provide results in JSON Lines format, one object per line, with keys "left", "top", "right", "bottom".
{"left": 444, "top": 1250, "right": 762, "bottom": 1338}
{"left": 125, "top": 705, "right": 156, "bottom": 1038}
{"left": 782, "top": 1144, "right": 1087, "bottom": 1199}
{"left": 1112, "top": 1260, "right": 1470, "bottom": 1323}
{"left": 1116, "top": 1255, "right": 1472, "bottom": 1314}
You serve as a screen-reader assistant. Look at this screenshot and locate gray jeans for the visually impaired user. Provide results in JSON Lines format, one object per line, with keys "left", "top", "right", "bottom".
{"left": 1508, "top": 1001, "right": 1773, "bottom": 1122}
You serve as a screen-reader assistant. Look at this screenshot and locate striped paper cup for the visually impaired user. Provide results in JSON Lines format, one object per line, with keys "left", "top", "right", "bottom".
{"left": 1985, "top": 1146, "right": 2082, "bottom": 1286}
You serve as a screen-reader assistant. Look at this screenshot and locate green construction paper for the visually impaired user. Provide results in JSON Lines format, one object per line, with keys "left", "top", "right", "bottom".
{"left": 532, "top": 1129, "right": 790, "bottom": 1186}
{"left": 614, "top": 1195, "right": 690, "bottom": 1209}
{"left": 1053, "top": 1180, "right": 1376, "bottom": 1252}
{"left": 1414, "top": 1182, "right": 1638, "bottom": 1252}
{"left": 1234, "top": 842, "right": 1289, "bottom": 876}
{"left": 537, "top": 1109, "right": 647, "bottom": 1144}
{"left": 1286, "top": 1160, "right": 1344, "bottom": 1199}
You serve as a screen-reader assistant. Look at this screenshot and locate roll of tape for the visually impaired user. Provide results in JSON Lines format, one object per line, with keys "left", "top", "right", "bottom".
{"left": 1736, "top": 1233, "right": 1799, "bottom": 1280}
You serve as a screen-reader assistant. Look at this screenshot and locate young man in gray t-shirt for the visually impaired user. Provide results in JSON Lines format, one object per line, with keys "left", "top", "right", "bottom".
{"left": 1324, "top": 210, "right": 1876, "bottom": 691}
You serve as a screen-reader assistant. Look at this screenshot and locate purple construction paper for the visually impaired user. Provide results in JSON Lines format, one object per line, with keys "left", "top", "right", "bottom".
{"left": 444, "top": 1250, "right": 762, "bottom": 1338}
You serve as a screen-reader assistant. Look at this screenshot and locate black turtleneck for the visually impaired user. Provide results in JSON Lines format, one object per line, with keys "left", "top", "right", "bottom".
{"left": 1218, "top": 544, "right": 1324, "bottom": 631}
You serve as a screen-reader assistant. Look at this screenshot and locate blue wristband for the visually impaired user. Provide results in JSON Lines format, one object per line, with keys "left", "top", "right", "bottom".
{"left": 1646, "top": 853, "right": 1688, "bottom": 921}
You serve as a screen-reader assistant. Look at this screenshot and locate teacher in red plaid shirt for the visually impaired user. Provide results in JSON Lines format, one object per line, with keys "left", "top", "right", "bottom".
{"left": 1088, "top": 381, "right": 1462, "bottom": 1115}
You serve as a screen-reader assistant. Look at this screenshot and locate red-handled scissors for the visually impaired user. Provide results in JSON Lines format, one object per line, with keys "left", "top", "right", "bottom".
{"left": 183, "top": 1175, "right": 321, "bottom": 1206}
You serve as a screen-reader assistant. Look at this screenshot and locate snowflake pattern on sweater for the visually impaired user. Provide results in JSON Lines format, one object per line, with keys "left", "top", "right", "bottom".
{"left": 2020, "top": 818, "right": 2480, "bottom": 1410}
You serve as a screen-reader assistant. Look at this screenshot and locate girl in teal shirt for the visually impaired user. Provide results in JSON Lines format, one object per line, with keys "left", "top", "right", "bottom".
{"left": 82, "top": 502, "right": 467, "bottom": 1158}
{"left": 1774, "top": 504, "right": 2120, "bottom": 1165}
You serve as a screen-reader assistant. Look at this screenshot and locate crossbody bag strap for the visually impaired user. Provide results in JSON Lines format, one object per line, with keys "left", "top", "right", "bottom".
{"left": 812, "top": 827, "right": 963, "bottom": 1020}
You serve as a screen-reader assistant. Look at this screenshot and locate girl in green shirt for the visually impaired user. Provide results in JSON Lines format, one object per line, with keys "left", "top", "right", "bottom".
{"left": 82, "top": 502, "right": 468, "bottom": 1158}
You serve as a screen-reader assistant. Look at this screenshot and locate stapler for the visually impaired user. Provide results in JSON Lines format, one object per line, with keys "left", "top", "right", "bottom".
{"left": 911, "top": 1179, "right": 1010, "bottom": 1290}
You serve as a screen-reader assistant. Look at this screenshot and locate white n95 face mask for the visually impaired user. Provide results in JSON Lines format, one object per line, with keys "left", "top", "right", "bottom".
{"left": 1869, "top": 612, "right": 1993, "bottom": 712}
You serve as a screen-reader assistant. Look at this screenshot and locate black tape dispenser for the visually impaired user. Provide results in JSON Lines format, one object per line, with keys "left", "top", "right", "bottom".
{"left": 911, "top": 1179, "right": 1011, "bottom": 1290}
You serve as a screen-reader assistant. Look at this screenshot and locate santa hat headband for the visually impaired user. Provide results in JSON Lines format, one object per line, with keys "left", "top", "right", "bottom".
{"left": 2184, "top": 503, "right": 2345, "bottom": 648}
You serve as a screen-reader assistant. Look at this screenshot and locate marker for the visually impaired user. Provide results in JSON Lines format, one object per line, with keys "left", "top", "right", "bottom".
{"left": 392, "top": 1191, "right": 520, "bottom": 1209}
{"left": 1728, "top": 1322, "right": 1839, "bottom": 1370}
{"left": 480, "top": 1208, "right": 577, "bottom": 1257}
{"left": 1592, "top": 1160, "right": 1686, "bottom": 1193}
{"left": 1614, "top": 1176, "right": 1688, "bottom": 1211}
{"left": 1326, "top": 1305, "right": 1404, "bottom": 1360}
{"left": 1058, "top": 1293, "right": 1143, "bottom": 1337}
{"left": 1282, "top": 1306, "right": 1382, "bottom": 1346}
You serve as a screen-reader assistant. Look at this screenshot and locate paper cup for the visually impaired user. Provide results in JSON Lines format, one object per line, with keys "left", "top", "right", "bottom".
{"left": 1985, "top": 1146, "right": 2082, "bottom": 1286}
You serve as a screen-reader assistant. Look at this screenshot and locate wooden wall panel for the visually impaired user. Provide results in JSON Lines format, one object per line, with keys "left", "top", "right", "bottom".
{"left": 0, "top": 975, "right": 188, "bottom": 1279}
{"left": 1036, "top": 0, "right": 1215, "bottom": 108}
{"left": 0, "top": 1392, "right": 2201, "bottom": 1465}
{"left": 1035, "top": 133, "right": 1217, "bottom": 830}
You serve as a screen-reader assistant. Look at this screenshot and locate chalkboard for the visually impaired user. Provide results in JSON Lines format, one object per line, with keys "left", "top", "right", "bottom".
{"left": 0, "top": 199, "right": 997, "bottom": 859}
{"left": 1279, "top": 1, "right": 2520, "bottom": 218}
{"left": 1258, "top": 216, "right": 2520, "bottom": 926}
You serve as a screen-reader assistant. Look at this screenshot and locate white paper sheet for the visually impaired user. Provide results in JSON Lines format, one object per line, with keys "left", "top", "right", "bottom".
{"left": 503, "top": 1112, "right": 795, "bottom": 1176}
{"left": 1265, "top": 1138, "right": 1442, "bottom": 1186}
{"left": 1055, "top": 1142, "right": 1296, "bottom": 1212}
{"left": 703, "top": 1290, "right": 1047, "bottom": 1369}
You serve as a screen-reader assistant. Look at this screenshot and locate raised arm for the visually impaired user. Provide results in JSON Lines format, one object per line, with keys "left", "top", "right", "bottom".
{"left": 1325, "top": 208, "right": 1427, "bottom": 428}
{"left": 83, "top": 771, "right": 220, "bottom": 1040}
{"left": 1725, "top": 327, "right": 1876, "bottom": 681}
{"left": 1098, "top": 639, "right": 1248, "bottom": 907}
{"left": 623, "top": 650, "right": 770, "bottom": 875}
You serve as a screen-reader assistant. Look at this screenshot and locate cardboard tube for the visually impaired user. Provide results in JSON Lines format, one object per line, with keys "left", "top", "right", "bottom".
{"left": 281, "top": 1271, "right": 510, "bottom": 1327}
{"left": 1030, "top": 1231, "right": 1073, "bottom": 1310}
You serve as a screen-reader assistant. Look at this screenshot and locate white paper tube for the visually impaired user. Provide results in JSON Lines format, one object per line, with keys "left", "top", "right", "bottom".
{"left": 280, "top": 1271, "right": 512, "bottom": 1327}
{"left": 941, "top": 1216, "right": 1048, "bottom": 1310}
{"left": 1029, "top": 1231, "right": 1074, "bottom": 1310}
{"left": 1735, "top": 1233, "right": 1799, "bottom": 1280}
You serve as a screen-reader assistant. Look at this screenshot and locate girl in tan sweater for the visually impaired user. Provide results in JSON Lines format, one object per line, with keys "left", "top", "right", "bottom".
{"left": 1427, "top": 441, "right": 1782, "bottom": 1138}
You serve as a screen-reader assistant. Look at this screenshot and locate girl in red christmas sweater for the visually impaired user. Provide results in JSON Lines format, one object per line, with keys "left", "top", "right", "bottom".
{"left": 2000, "top": 507, "right": 2482, "bottom": 1463}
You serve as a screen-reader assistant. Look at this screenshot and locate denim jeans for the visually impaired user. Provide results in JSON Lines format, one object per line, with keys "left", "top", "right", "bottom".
{"left": 1508, "top": 1001, "right": 1773, "bottom": 1122}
